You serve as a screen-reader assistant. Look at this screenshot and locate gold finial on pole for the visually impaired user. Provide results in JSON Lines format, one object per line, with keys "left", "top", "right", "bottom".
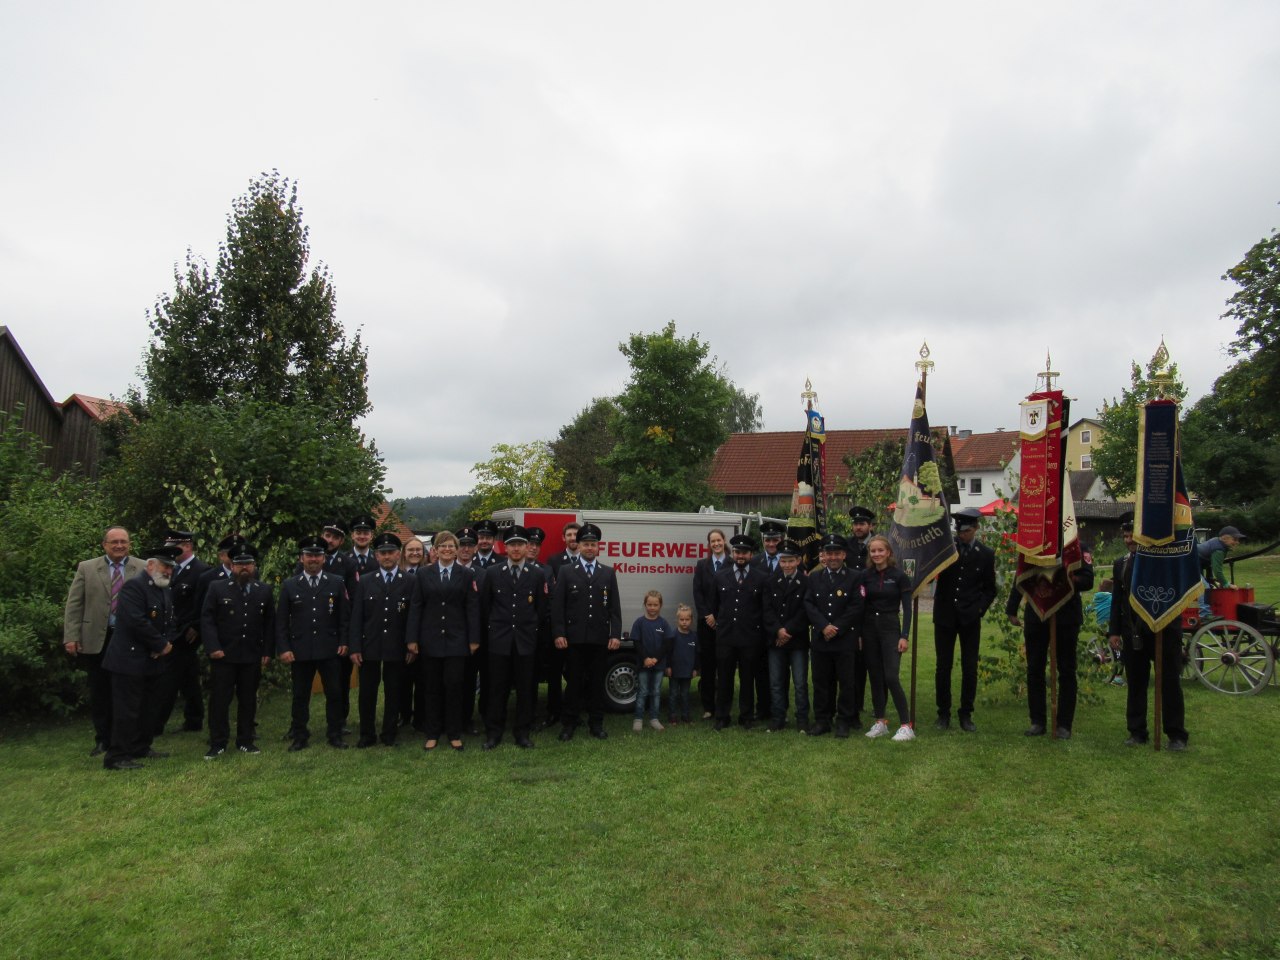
{"left": 801, "top": 378, "right": 818, "bottom": 412}
{"left": 1036, "top": 350, "right": 1060, "bottom": 392}
{"left": 1150, "top": 338, "right": 1174, "bottom": 400}
{"left": 915, "top": 340, "right": 934, "bottom": 380}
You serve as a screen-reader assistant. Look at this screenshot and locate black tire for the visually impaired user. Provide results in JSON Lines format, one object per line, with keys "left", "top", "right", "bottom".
{"left": 602, "top": 652, "right": 638, "bottom": 713}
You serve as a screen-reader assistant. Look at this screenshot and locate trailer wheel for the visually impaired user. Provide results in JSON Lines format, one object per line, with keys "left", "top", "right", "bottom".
{"left": 603, "top": 653, "right": 637, "bottom": 713}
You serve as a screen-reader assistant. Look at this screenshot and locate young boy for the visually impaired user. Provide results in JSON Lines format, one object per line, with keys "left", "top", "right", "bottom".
{"left": 666, "top": 603, "right": 699, "bottom": 725}
{"left": 631, "top": 590, "right": 670, "bottom": 731}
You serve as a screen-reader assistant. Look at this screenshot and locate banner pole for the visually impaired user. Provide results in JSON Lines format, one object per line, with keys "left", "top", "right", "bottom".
{"left": 1049, "top": 615, "right": 1059, "bottom": 738}
{"left": 909, "top": 598, "right": 919, "bottom": 729}
{"left": 1153, "top": 627, "right": 1164, "bottom": 752}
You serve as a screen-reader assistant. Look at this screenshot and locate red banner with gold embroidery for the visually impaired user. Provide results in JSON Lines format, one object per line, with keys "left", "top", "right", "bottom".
{"left": 1014, "top": 390, "right": 1064, "bottom": 565}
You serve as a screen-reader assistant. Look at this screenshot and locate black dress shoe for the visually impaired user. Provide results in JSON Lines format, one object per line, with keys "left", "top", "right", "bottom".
{"left": 238, "top": 744, "right": 262, "bottom": 754}
{"left": 515, "top": 736, "right": 534, "bottom": 749}
{"left": 328, "top": 739, "right": 349, "bottom": 750}
{"left": 288, "top": 740, "right": 308, "bottom": 752}
{"left": 1024, "top": 724, "right": 1046, "bottom": 736}
{"left": 481, "top": 739, "right": 499, "bottom": 751}
{"left": 1054, "top": 727, "right": 1072, "bottom": 740}
{"left": 182, "top": 721, "right": 203, "bottom": 732}
{"left": 959, "top": 718, "right": 977, "bottom": 733}
{"left": 356, "top": 738, "right": 376, "bottom": 749}
{"left": 558, "top": 727, "right": 575, "bottom": 742}
{"left": 106, "top": 759, "right": 144, "bottom": 770}
{"left": 807, "top": 723, "right": 831, "bottom": 737}
{"left": 1123, "top": 735, "right": 1149, "bottom": 747}
{"left": 713, "top": 719, "right": 729, "bottom": 731}
{"left": 90, "top": 741, "right": 108, "bottom": 757}
{"left": 140, "top": 749, "right": 169, "bottom": 759}
{"left": 934, "top": 717, "right": 951, "bottom": 731}
{"left": 767, "top": 720, "right": 785, "bottom": 732}
{"left": 834, "top": 723, "right": 851, "bottom": 739}
{"left": 589, "top": 728, "right": 608, "bottom": 740}
{"left": 1166, "top": 739, "right": 1188, "bottom": 752}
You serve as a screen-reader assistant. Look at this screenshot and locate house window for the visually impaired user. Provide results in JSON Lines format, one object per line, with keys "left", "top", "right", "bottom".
{"left": 1081, "top": 429, "right": 1092, "bottom": 445}
{"left": 970, "top": 478, "right": 982, "bottom": 495}
{"left": 1081, "top": 454, "right": 1093, "bottom": 470}
{"left": 958, "top": 478, "right": 966, "bottom": 490}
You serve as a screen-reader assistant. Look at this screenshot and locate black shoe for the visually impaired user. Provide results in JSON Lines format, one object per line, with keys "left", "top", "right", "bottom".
{"left": 1166, "top": 739, "right": 1188, "bottom": 752}
{"left": 713, "top": 719, "right": 729, "bottom": 731}
{"left": 1123, "top": 735, "right": 1149, "bottom": 747}
{"left": 356, "top": 738, "right": 376, "bottom": 749}
{"left": 834, "top": 723, "right": 851, "bottom": 739}
{"left": 288, "top": 740, "right": 308, "bottom": 752}
{"left": 807, "top": 723, "right": 831, "bottom": 737}
{"left": 796, "top": 722, "right": 810, "bottom": 734}
{"left": 140, "top": 749, "right": 169, "bottom": 759}
{"left": 484, "top": 738, "right": 502, "bottom": 750}
{"left": 182, "top": 721, "right": 203, "bottom": 732}
{"left": 740, "top": 720, "right": 754, "bottom": 730}
{"left": 381, "top": 738, "right": 398, "bottom": 748}
{"left": 106, "top": 759, "right": 144, "bottom": 770}
{"left": 935, "top": 717, "right": 950, "bottom": 731}
{"left": 590, "top": 728, "right": 608, "bottom": 740}
{"left": 1054, "top": 727, "right": 1072, "bottom": 740}
{"left": 959, "top": 717, "right": 977, "bottom": 733}
{"left": 767, "top": 720, "right": 785, "bottom": 732}
{"left": 204, "top": 746, "right": 225, "bottom": 760}
{"left": 341, "top": 726, "right": 352, "bottom": 736}
{"left": 327, "top": 739, "right": 349, "bottom": 750}
{"left": 558, "top": 727, "right": 575, "bottom": 742}
{"left": 1024, "top": 724, "right": 1046, "bottom": 737}
{"left": 90, "top": 741, "right": 108, "bottom": 757}
{"left": 238, "top": 744, "right": 261, "bottom": 754}
{"left": 515, "top": 736, "right": 534, "bottom": 749}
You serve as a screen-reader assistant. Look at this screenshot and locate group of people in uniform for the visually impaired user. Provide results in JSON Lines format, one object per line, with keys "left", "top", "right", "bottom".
{"left": 64, "top": 500, "right": 1193, "bottom": 769}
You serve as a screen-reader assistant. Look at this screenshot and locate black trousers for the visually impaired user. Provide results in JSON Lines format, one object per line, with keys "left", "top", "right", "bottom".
{"left": 81, "top": 643, "right": 113, "bottom": 744}
{"left": 864, "top": 613, "right": 909, "bottom": 725}
{"left": 562, "top": 644, "right": 608, "bottom": 730}
{"left": 810, "top": 647, "right": 856, "bottom": 725}
{"left": 715, "top": 644, "right": 757, "bottom": 723}
{"left": 423, "top": 655, "right": 467, "bottom": 740}
{"left": 399, "top": 658, "right": 422, "bottom": 730}
{"left": 852, "top": 629, "right": 868, "bottom": 722}
{"left": 535, "top": 632, "right": 566, "bottom": 721}
{"left": 358, "top": 659, "right": 404, "bottom": 743}
{"left": 104, "top": 671, "right": 158, "bottom": 767}
{"left": 753, "top": 636, "right": 772, "bottom": 719}
{"left": 153, "top": 639, "right": 204, "bottom": 733}
{"left": 697, "top": 619, "right": 718, "bottom": 713}
{"left": 1026, "top": 624, "right": 1079, "bottom": 730}
{"left": 935, "top": 618, "right": 982, "bottom": 720}
{"left": 462, "top": 648, "right": 489, "bottom": 730}
{"left": 1123, "top": 629, "right": 1188, "bottom": 743}
{"left": 290, "top": 658, "right": 343, "bottom": 743}
{"left": 337, "top": 656, "right": 354, "bottom": 723}
{"left": 208, "top": 659, "right": 262, "bottom": 749}
{"left": 487, "top": 649, "right": 535, "bottom": 740}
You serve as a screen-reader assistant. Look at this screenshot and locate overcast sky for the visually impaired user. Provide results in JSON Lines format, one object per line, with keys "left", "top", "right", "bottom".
{"left": 3, "top": 2, "right": 1277, "bottom": 497}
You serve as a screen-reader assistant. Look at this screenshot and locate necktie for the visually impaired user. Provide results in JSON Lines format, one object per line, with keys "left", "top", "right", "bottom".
{"left": 109, "top": 563, "right": 124, "bottom": 615}
{"left": 308, "top": 575, "right": 316, "bottom": 588}
{"left": 736, "top": 568, "right": 744, "bottom": 585}
{"left": 585, "top": 563, "right": 594, "bottom": 578}
{"left": 770, "top": 557, "right": 777, "bottom": 571}
{"left": 713, "top": 560, "right": 721, "bottom": 573}
{"left": 442, "top": 567, "right": 449, "bottom": 583}
{"left": 512, "top": 565, "right": 520, "bottom": 580}
{"left": 384, "top": 572, "right": 392, "bottom": 585}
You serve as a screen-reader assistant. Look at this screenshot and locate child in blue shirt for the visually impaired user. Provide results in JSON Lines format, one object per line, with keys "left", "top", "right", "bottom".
{"left": 665, "top": 603, "right": 699, "bottom": 725}
{"left": 630, "top": 590, "right": 670, "bottom": 732}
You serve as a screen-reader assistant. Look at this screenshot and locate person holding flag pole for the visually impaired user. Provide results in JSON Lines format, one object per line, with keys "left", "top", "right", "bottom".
{"left": 1116, "top": 342, "right": 1199, "bottom": 751}
{"left": 786, "top": 379, "right": 827, "bottom": 575}
{"left": 886, "top": 342, "right": 958, "bottom": 733}
{"left": 1004, "top": 355, "right": 1094, "bottom": 740}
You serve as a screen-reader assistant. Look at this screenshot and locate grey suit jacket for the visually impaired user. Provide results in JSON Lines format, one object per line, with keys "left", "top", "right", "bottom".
{"left": 63, "top": 555, "right": 147, "bottom": 654}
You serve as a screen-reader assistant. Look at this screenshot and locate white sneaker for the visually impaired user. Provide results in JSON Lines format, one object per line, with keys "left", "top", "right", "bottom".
{"left": 891, "top": 724, "right": 916, "bottom": 742}
{"left": 649, "top": 718, "right": 665, "bottom": 731}
{"left": 865, "top": 720, "right": 889, "bottom": 739}
{"left": 633, "top": 719, "right": 643, "bottom": 732}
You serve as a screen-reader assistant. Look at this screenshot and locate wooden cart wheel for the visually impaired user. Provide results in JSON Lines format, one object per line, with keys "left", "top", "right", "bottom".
{"left": 1191, "top": 619, "right": 1274, "bottom": 695}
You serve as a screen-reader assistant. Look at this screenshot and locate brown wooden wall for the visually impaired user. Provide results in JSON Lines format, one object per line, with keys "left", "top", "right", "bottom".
{"left": 0, "top": 336, "right": 62, "bottom": 465}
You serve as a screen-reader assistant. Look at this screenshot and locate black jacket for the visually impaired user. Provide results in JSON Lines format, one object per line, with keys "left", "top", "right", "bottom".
{"left": 349, "top": 568, "right": 413, "bottom": 660}
{"left": 406, "top": 563, "right": 481, "bottom": 658}
{"left": 202, "top": 578, "right": 274, "bottom": 662}
{"left": 276, "top": 571, "right": 349, "bottom": 660}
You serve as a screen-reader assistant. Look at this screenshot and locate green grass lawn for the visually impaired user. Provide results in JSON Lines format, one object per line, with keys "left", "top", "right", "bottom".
{"left": 3, "top": 556, "right": 1279, "bottom": 960}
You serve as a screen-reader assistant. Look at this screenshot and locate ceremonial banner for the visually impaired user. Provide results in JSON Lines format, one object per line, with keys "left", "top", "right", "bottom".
{"left": 1129, "top": 400, "right": 1203, "bottom": 631}
{"left": 788, "top": 407, "right": 827, "bottom": 572}
{"left": 1015, "top": 390, "right": 1065, "bottom": 564}
{"left": 888, "top": 382, "right": 956, "bottom": 594}
{"left": 1014, "top": 466, "right": 1084, "bottom": 620}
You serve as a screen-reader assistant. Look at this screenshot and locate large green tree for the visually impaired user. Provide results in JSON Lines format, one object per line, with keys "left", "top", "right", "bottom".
{"left": 144, "top": 170, "right": 369, "bottom": 423}
{"left": 1221, "top": 222, "right": 1280, "bottom": 437}
{"left": 1092, "top": 353, "right": 1187, "bottom": 499}
{"left": 550, "top": 397, "right": 622, "bottom": 508}
{"left": 602, "top": 322, "right": 736, "bottom": 511}
{"left": 464, "top": 441, "right": 576, "bottom": 519}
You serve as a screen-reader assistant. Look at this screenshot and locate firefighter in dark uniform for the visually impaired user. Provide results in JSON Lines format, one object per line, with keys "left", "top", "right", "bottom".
{"left": 195, "top": 534, "right": 244, "bottom": 618}
{"left": 201, "top": 542, "right": 273, "bottom": 758}
{"left": 523, "top": 525, "right": 557, "bottom": 722}
{"left": 339, "top": 514, "right": 377, "bottom": 728}
{"left": 456, "top": 526, "right": 490, "bottom": 733}
{"left": 540, "top": 523, "right": 577, "bottom": 727}
{"left": 153, "top": 527, "right": 210, "bottom": 734}
{"left": 763, "top": 538, "right": 811, "bottom": 732}
{"left": 102, "top": 545, "right": 179, "bottom": 770}
{"left": 709, "top": 533, "right": 767, "bottom": 730}
{"left": 932, "top": 508, "right": 998, "bottom": 732}
{"left": 751, "top": 520, "right": 786, "bottom": 721}
{"left": 349, "top": 533, "right": 415, "bottom": 748}
{"left": 552, "top": 522, "right": 622, "bottom": 740}
{"left": 692, "top": 529, "right": 729, "bottom": 719}
{"left": 847, "top": 505, "right": 875, "bottom": 728}
{"left": 474, "top": 519, "right": 502, "bottom": 569}
{"left": 480, "top": 526, "right": 548, "bottom": 749}
{"left": 803, "top": 533, "right": 863, "bottom": 737}
{"left": 1108, "top": 518, "right": 1189, "bottom": 750}
{"left": 277, "top": 536, "right": 351, "bottom": 750}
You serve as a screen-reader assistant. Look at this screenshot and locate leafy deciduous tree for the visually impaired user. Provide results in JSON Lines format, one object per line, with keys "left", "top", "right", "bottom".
{"left": 466, "top": 442, "right": 576, "bottom": 519}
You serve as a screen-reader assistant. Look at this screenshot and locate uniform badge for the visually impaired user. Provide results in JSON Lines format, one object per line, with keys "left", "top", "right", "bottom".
{"left": 150, "top": 610, "right": 157, "bottom": 619}
{"left": 836, "top": 590, "right": 843, "bottom": 597}
{"left": 328, "top": 597, "right": 335, "bottom": 614}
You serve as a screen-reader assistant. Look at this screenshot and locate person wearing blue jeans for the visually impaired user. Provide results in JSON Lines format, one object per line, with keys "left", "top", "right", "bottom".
{"left": 631, "top": 590, "right": 670, "bottom": 732}
{"left": 764, "top": 539, "right": 811, "bottom": 732}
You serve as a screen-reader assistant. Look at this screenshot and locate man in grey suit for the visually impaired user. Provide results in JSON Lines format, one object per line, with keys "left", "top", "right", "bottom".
{"left": 63, "top": 526, "right": 146, "bottom": 756}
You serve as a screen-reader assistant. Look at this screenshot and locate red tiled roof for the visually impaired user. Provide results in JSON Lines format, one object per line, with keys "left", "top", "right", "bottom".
{"left": 374, "top": 502, "right": 418, "bottom": 544}
{"left": 62, "top": 393, "right": 131, "bottom": 421}
{"left": 710, "top": 429, "right": 912, "bottom": 496}
{"left": 950, "top": 431, "right": 1019, "bottom": 471}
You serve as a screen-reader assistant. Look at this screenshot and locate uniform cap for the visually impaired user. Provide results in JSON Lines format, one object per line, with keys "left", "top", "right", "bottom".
{"left": 778, "top": 539, "right": 803, "bottom": 557}
{"left": 759, "top": 520, "right": 786, "bottom": 539}
{"left": 455, "top": 527, "right": 479, "bottom": 546}
{"left": 952, "top": 508, "right": 982, "bottom": 531}
{"left": 230, "top": 543, "right": 258, "bottom": 563}
{"left": 821, "top": 533, "right": 848, "bottom": 552}
{"left": 848, "top": 505, "right": 875, "bottom": 523}
{"left": 503, "top": 525, "right": 530, "bottom": 544}
{"left": 474, "top": 519, "right": 499, "bottom": 536}
{"left": 299, "top": 536, "right": 327, "bottom": 555}
{"left": 526, "top": 526, "right": 545, "bottom": 543}
{"left": 146, "top": 544, "right": 181, "bottom": 565}
{"left": 577, "top": 523, "right": 602, "bottom": 542}
{"left": 374, "top": 532, "right": 402, "bottom": 552}
{"left": 322, "top": 519, "right": 346, "bottom": 536}
{"left": 729, "top": 534, "right": 756, "bottom": 552}
{"left": 350, "top": 515, "right": 376, "bottom": 531}
{"left": 164, "top": 527, "right": 194, "bottom": 543}
{"left": 217, "top": 534, "right": 246, "bottom": 553}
